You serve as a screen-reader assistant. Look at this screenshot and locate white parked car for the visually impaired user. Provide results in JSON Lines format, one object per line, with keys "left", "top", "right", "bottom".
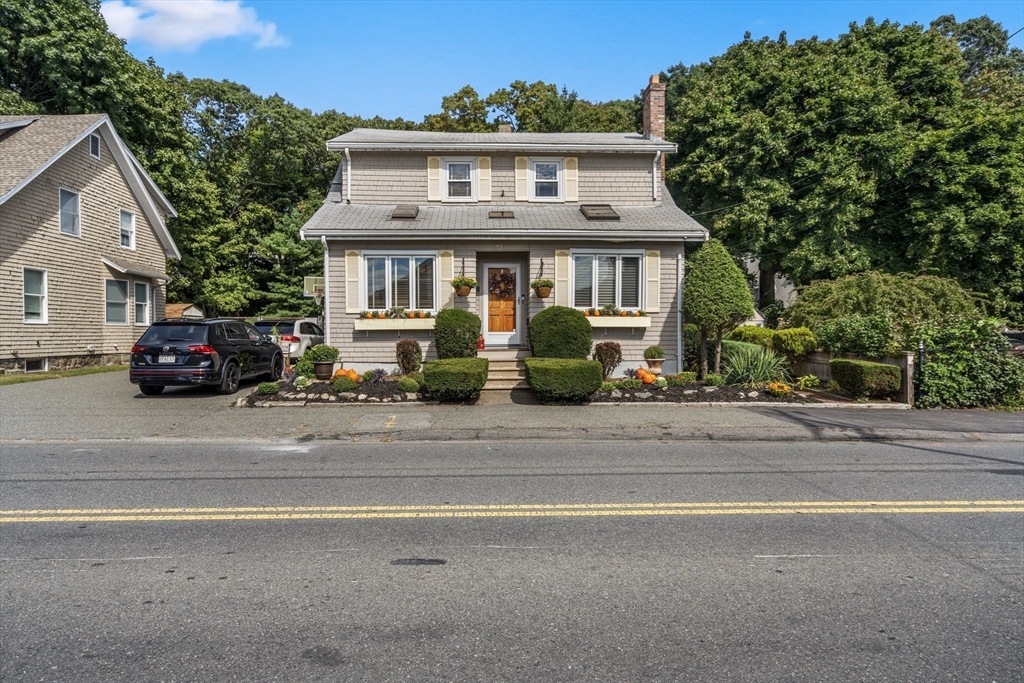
{"left": 253, "top": 318, "right": 325, "bottom": 360}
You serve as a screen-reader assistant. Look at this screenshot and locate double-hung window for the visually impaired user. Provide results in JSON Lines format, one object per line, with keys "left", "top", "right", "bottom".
{"left": 105, "top": 279, "right": 129, "bottom": 325}
{"left": 364, "top": 253, "right": 437, "bottom": 311}
{"left": 529, "top": 159, "right": 563, "bottom": 201}
{"left": 23, "top": 269, "right": 47, "bottom": 323}
{"left": 120, "top": 210, "right": 135, "bottom": 249}
{"left": 571, "top": 252, "right": 643, "bottom": 310}
{"left": 59, "top": 188, "right": 80, "bottom": 236}
{"left": 443, "top": 158, "right": 475, "bottom": 201}
{"left": 134, "top": 282, "right": 149, "bottom": 326}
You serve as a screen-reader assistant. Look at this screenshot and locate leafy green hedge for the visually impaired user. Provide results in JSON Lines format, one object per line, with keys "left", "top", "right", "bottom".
{"left": 729, "top": 325, "right": 816, "bottom": 360}
{"left": 728, "top": 326, "right": 776, "bottom": 348}
{"left": 434, "top": 308, "right": 481, "bottom": 359}
{"left": 830, "top": 359, "right": 901, "bottom": 399}
{"left": 524, "top": 357, "right": 603, "bottom": 404}
{"left": 721, "top": 339, "right": 761, "bottom": 359}
{"left": 423, "top": 358, "right": 489, "bottom": 401}
{"left": 528, "top": 306, "right": 592, "bottom": 359}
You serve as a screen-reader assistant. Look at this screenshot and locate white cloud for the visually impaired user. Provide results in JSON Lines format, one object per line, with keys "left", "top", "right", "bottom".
{"left": 101, "top": 0, "right": 288, "bottom": 50}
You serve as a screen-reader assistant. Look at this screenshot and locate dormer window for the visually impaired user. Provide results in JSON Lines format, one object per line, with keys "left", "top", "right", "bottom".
{"left": 529, "top": 159, "right": 563, "bottom": 202}
{"left": 443, "top": 158, "right": 476, "bottom": 202}
{"left": 89, "top": 134, "right": 101, "bottom": 159}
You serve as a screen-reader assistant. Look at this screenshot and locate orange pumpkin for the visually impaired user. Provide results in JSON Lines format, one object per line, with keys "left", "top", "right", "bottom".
{"left": 641, "top": 371, "right": 656, "bottom": 385}
{"left": 620, "top": 311, "right": 628, "bottom": 317}
{"left": 583, "top": 310, "right": 590, "bottom": 316}
{"left": 377, "top": 312, "right": 387, "bottom": 319}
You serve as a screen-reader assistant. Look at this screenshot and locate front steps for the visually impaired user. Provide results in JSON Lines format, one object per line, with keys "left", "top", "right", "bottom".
{"left": 479, "top": 348, "right": 530, "bottom": 390}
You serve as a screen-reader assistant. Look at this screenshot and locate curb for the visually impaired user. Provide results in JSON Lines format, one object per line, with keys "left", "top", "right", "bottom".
{"left": 588, "top": 401, "right": 911, "bottom": 410}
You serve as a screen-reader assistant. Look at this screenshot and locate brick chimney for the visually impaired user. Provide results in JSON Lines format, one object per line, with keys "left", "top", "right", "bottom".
{"left": 642, "top": 74, "right": 666, "bottom": 179}
{"left": 498, "top": 123, "right": 512, "bottom": 133}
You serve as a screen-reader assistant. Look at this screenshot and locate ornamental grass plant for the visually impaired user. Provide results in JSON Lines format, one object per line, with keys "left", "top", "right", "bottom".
{"left": 723, "top": 345, "right": 792, "bottom": 388}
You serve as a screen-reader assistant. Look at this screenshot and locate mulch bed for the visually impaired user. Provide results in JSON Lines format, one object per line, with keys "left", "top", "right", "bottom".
{"left": 247, "top": 378, "right": 425, "bottom": 407}
{"left": 588, "top": 381, "right": 823, "bottom": 404}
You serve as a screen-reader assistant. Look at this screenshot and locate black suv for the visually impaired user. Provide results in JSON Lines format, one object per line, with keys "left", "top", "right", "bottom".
{"left": 130, "top": 319, "right": 284, "bottom": 395}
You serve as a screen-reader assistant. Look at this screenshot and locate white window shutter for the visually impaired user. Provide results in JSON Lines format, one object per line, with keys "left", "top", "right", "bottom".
{"left": 515, "top": 157, "right": 528, "bottom": 201}
{"left": 438, "top": 250, "right": 454, "bottom": 308}
{"left": 427, "top": 156, "right": 441, "bottom": 201}
{"left": 645, "top": 250, "right": 660, "bottom": 312}
{"left": 565, "top": 157, "right": 578, "bottom": 202}
{"left": 554, "top": 250, "right": 570, "bottom": 307}
{"left": 345, "top": 250, "right": 361, "bottom": 313}
{"left": 478, "top": 156, "right": 491, "bottom": 201}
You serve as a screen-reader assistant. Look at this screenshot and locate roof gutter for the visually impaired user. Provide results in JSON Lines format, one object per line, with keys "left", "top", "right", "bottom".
{"left": 303, "top": 229, "right": 709, "bottom": 242}
{"left": 326, "top": 141, "right": 678, "bottom": 154}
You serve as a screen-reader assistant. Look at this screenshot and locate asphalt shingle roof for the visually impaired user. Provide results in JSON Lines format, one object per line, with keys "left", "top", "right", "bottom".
{"left": 0, "top": 114, "right": 105, "bottom": 196}
{"left": 327, "top": 128, "right": 676, "bottom": 153}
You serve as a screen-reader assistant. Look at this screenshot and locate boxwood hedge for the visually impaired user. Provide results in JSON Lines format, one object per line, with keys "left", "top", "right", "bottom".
{"left": 528, "top": 306, "right": 592, "bottom": 359}
{"left": 434, "top": 308, "right": 481, "bottom": 359}
{"left": 524, "top": 357, "right": 603, "bottom": 404}
{"left": 423, "top": 357, "right": 489, "bottom": 401}
{"left": 830, "top": 358, "right": 900, "bottom": 399}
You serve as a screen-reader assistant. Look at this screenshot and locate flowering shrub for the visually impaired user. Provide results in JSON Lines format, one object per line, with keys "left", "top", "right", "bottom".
{"left": 766, "top": 382, "right": 792, "bottom": 397}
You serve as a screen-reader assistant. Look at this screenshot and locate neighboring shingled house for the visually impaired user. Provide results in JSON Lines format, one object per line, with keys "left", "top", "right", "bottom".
{"left": 0, "top": 114, "right": 180, "bottom": 373}
{"left": 301, "top": 76, "right": 708, "bottom": 384}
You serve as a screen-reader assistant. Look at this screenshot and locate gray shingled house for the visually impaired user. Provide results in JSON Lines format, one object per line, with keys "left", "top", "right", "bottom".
{"left": 301, "top": 76, "right": 708, "bottom": 385}
{"left": 0, "top": 114, "right": 179, "bottom": 373}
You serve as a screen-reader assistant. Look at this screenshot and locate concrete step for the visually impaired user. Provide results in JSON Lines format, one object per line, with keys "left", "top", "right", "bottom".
{"left": 478, "top": 348, "right": 531, "bottom": 361}
{"left": 482, "top": 379, "right": 529, "bottom": 390}
{"left": 488, "top": 369, "right": 526, "bottom": 381}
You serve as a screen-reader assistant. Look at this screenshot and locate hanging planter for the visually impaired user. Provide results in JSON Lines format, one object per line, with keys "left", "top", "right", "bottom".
{"left": 451, "top": 276, "right": 477, "bottom": 297}
{"left": 531, "top": 279, "right": 554, "bottom": 299}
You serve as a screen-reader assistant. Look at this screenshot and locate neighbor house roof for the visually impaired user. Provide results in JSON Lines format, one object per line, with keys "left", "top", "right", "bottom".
{"left": 327, "top": 128, "right": 677, "bottom": 154}
{"left": 0, "top": 114, "right": 180, "bottom": 260}
{"left": 301, "top": 186, "right": 708, "bottom": 242}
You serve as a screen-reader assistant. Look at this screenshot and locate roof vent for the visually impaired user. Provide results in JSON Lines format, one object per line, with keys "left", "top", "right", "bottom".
{"left": 580, "top": 204, "right": 620, "bottom": 221}
{"left": 391, "top": 205, "right": 419, "bottom": 220}
{"left": 488, "top": 210, "right": 514, "bottom": 219}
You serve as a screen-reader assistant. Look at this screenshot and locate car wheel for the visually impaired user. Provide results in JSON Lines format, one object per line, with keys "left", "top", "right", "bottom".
{"left": 267, "top": 354, "right": 284, "bottom": 380}
{"left": 217, "top": 362, "right": 241, "bottom": 395}
{"left": 140, "top": 385, "right": 164, "bottom": 396}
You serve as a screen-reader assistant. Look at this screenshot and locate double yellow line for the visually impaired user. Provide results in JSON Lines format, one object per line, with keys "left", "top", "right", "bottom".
{"left": 1, "top": 500, "right": 1022, "bottom": 523}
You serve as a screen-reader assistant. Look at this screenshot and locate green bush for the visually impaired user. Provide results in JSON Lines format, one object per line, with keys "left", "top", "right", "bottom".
{"left": 293, "top": 357, "right": 315, "bottom": 378}
{"left": 722, "top": 339, "right": 761, "bottom": 359}
{"left": 617, "top": 379, "right": 643, "bottom": 390}
{"left": 773, "top": 327, "right": 816, "bottom": 360}
{"left": 704, "top": 373, "right": 725, "bottom": 386}
{"left": 666, "top": 372, "right": 697, "bottom": 386}
{"left": 434, "top": 308, "right": 481, "bottom": 359}
{"left": 333, "top": 376, "right": 358, "bottom": 392}
{"left": 592, "top": 341, "right": 622, "bottom": 379}
{"left": 643, "top": 345, "right": 665, "bottom": 360}
{"left": 600, "top": 382, "right": 616, "bottom": 392}
{"left": 723, "top": 345, "right": 791, "bottom": 388}
{"left": 398, "top": 376, "right": 420, "bottom": 392}
{"left": 395, "top": 338, "right": 422, "bottom": 375}
{"left": 423, "top": 358, "right": 489, "bottom": 401}
{"left": 796, "top": 375, "right": 821, "bottom": 390}
{"left": 307, "top": 344, "right": 340, "bottom": 363}
{"left": 683, "top": 324, "right": 705, "bottom": 372}
{"left": 728, "top": 326, "right": 776, "bottom": 348}
{"left": 529, "top": 306, "right": 592, "bottom": 359}
{"left": 404, "top": 371, "right": 424, "bottom": 385}
{"left": 816, "top": 314, "right": 900, "bottom": 359}
{"left": 257, "top": 382, "right": 279, "bottom": 395}
{"left": 524, "top": 357, "right": 603, "bottom": 404}
{"left": 362, "top": 369, "right": 376, "bottom": 382}
{"left": 830, "top": 359, "right": 901, "bottom": 399}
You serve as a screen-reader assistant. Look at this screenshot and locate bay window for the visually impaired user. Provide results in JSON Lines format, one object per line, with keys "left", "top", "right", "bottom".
{"left": 572, "top": 252, "right": 642, "bottom": 310}
{"left": 364, "top": 253, "right": 436, "bottom": 311}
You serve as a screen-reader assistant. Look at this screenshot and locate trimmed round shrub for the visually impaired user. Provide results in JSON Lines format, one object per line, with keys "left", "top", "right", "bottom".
{"left": 528, "top": 306, "right": 592, "bottom": 359}
{"left": 257, "top": 382, "right": 280, "bottom": 395}
{"left": 333, "top": 376, "right": 358, "bottom": 392}
{"left": 404, "top": 371, "right": 424, "bottom": 385}
{"left": 829, "top": 358, "right": 900, "bottom": 399}
{"left": 728, "top": 325, "right": 776, "bottom": 348}
{"left": 434, "top": 308, "right": 481, "bottom": 359}
{"left": 643, "top": 345, "right": 665, "bottom": 360}
{"left": 423, "top": 358, "right": 489, "bottom": 401}
{"left": 592, "top": 341, "right": 622, "bottom": 379}
{"left": 362, "top": 369, "right": 376, "bottom": 382}
{"left": 398, "top": 376, "right": 420, "bottom": 392}
{"left": 307, "top": 344, "right": 340, "bottom": 363}
{"left": 395, "top": 338, "right": 422, "bottom": 375}
{"left": 524, "top": 357, "right": 602, "bottom": 404}
{"left": 773, "top": 327, "right": 816, "bottom": 360}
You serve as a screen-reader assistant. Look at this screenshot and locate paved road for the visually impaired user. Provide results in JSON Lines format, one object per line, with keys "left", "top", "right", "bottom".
{"left": 2, "top": 439, "right": 1021, "bottom": 681}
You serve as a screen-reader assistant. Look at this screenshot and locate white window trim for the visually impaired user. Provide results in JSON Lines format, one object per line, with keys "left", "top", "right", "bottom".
{"left": 59, "top": 187, "right": 81, "bottom": 237}
{"left": 25, "top": 358, "right": 48, "bottom": 373}
{"left": 569, "top": 249, "right": 645, "bottom": 310}
{"left": 23, "top": 268, "right": 48, "bottom": 324}
{"left": 362, "top": 251, "right": 439, "bottom": 312}
{"left": 528, "top": 158, "right": 564, "bottom": 203}
{"left": 134, "top": 281, "right": 150, "bottom": 326}
{"left": 89, "top": 133, "right": 101, "bottom": 159}
{"left": 119, "top": 209, "right": 136, "bottom": 250}
{"left": 105, "top": 278, "right": 130, "bottom": 326}
{"left": 441, "top": 157, "right": 477, "bottom": 203}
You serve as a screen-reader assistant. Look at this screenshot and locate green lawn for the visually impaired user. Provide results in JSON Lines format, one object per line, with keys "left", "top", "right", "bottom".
{"left": 0, "top": 364, "right": 128, "bottom": 386}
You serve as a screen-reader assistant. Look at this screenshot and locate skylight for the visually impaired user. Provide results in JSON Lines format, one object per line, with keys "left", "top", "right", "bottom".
{"left": 580, "top": 205, "right": 620, "bottom": 221}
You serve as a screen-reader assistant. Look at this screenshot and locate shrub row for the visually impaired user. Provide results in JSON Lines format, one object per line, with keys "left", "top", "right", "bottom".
{"left": 829, "top": 359, "right": 901, "bottom": 399}
{"left": 727, "top": 326, "right": 816, "bottom": 360}
{"left": 423, "top": 358, "right": 489, "bottom": 401}
{"left": 524, "top": 357, "right": 603, "bottom": 404}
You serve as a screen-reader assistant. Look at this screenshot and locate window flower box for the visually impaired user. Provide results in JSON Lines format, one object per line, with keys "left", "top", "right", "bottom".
{"left": 586, "top": 316, "right": 652, "bottom": 328}
{"left": 353, "top": 317, "right": 437, "bottom": 331}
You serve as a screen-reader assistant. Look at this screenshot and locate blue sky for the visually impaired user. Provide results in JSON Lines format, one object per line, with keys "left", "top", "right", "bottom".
{"left": 103, "top": 0, "right": 1024, "bottom": 120}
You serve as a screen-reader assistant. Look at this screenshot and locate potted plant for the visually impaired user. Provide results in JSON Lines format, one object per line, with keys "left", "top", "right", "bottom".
{"left": 307, "top": 344, "right": 340, "bottom": 380}
{"left": 643, "top": 345, "right": 665, "bottom": 375}
{"left": 531, "top": 279, "right": 554, "bottom": 298}
{"left": 451, "top": 276, "right": 477, "bottom": 297}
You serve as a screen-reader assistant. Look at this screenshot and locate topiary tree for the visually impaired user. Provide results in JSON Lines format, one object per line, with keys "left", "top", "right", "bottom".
{"left": 434, "top": 308, "right": 481, "bottom": 359}
{"left": 528, "top": 306, "right": 592, "bottom": 359}
{"left": 683, "top": 240, "right": 755, "bottom": 377}
{"left": 395, "top": 338, "right": 422, "bottom": 374}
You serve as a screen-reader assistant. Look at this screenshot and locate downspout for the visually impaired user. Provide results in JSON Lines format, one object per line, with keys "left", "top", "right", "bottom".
{"left": 344, "top": 148, "right": 352, "bottom": 203}
{"left": 677, "top": 248, "right": 684, "bottom": 373}
{"left": 653, "top": 151, "right": 661, "bottom": 200}
{"left": 321, "top": 236, "right": 330, "bottom": 345}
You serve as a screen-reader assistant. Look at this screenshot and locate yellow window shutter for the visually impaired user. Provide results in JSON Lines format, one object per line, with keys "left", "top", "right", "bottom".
{"left": 478, "top": 156, "right": 491, "bottom": 201}
{"left": 515, "top": 157, "right": 528, "bottom": 201}
{"left": 554, "top": 249, "right": 571, "bottom": 307}
{"left": 438, "top": 250, "right": 454, "bottom": 308}
{"left": 645, "top": 250, "right": 660, "bottom": 312}
{"left": 427, "top": 156, "right": 441, "bottom": 201}
{"left": 345, "top": 250, "right": 361, "bottom": 313}
{"left": 565, "top": 157, "right": 578, "bottom": 202}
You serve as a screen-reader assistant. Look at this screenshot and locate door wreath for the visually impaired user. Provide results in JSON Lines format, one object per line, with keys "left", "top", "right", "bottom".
{"left": 488, "top": 272, "right": 516, "bottom": 297}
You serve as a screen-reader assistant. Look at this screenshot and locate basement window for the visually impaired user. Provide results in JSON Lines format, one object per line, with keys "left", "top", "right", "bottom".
{"left": 25, "top": 359, "right": 47, "bottom": 373}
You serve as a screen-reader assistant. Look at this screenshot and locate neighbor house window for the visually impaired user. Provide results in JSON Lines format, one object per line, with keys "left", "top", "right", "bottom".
{"left": 443, "top": 158, "right": 475, "bottom": 201}
{"left": 364, "top": 253, "right": 436, "bottom": 310}
{"left": 120, "top": 210, "right": 135, "bottom": 249}
{"left": 134, "top": 281, "right": 149, "bottom": 326}
{"left": 23, "top": 269, "right": 47, "bottom": 323}
{"left": 105, "top": 279, "right": 129, "bottom": 324}
{"left": 571, "top": 252, "right": 642, "bottom": 309}
{"left": 59, "top": 188, "right": 80, "bottom": 236}
{"left": 529, "top": 159, "right": 563, "bottom": 201}
{"left": 89, "top": 134, "right": 101, "bottom": 159}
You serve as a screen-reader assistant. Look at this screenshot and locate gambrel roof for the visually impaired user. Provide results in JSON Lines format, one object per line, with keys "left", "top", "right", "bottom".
{"left": 0, "top": 114, "right": 180, "bottom": 260}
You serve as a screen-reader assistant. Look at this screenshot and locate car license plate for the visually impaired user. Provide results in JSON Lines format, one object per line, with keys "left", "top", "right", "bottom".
{"left": 158, "top": 354, "right": 175, "bottom": 363}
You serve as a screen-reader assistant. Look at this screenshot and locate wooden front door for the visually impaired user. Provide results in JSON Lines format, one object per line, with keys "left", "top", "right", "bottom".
{"left": 483, "top": 263, "right": 521, "bottom": 346}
